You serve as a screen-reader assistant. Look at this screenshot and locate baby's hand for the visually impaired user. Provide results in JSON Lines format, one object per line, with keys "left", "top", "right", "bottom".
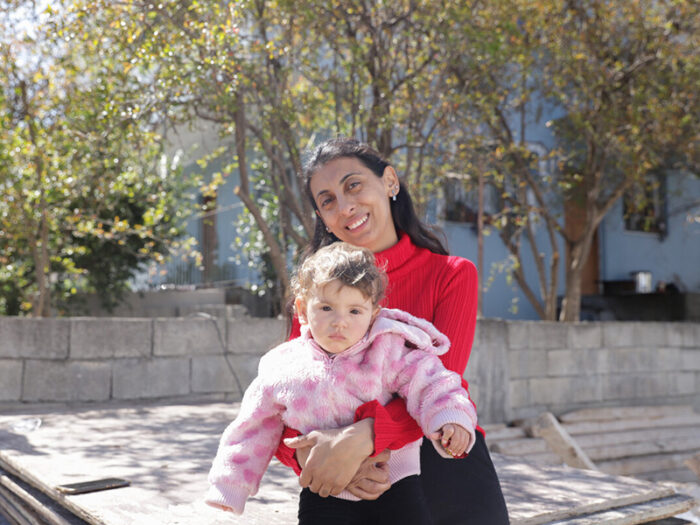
{"left": 436, "top": 423, "right": 470, "bottom": 457}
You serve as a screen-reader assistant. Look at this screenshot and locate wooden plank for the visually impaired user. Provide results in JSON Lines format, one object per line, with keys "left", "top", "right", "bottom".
{"left": 545, "top": 493, "right": 696, "bottom": 524}
{"left": 530, "top": 412, "right": 597, "bottom": 470}
{"left": 599, "top": 451, "right": 700, "bottom": 477}
{"left": 560, "top": 406, "right": 696, "bottom": 423}
{"left": 0, "top": 468, "right": 80, "bottom": 525}
{"left": 0, "top": 485, "right": 40, "bottom": 525}
{"left": 575, "top": 427, "right": 700, "bottom": 450}
{"left": 493, "top": 455, "right": 679, "bottom": 525}
{"left": 585, "top": 437, "right": 700, "bottom": 462}
{"left": 562, "top": 415, "right": 700, "bottom": 436}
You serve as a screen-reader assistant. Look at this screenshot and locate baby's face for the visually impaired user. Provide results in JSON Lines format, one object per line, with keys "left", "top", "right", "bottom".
{"left": 297, "top": 280, "right": 377, "bottom": 354}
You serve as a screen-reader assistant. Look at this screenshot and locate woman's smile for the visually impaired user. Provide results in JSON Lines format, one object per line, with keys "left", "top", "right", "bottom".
{"left": 346, "top": 214, "right": 369, "bottom": 231}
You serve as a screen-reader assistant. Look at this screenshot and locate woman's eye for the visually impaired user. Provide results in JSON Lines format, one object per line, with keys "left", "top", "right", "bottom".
{"left": 319, "top": 196, "right": 334, "bottom": 208}
{"left": 348, "top": 181, "right": 360, "bottom": 191}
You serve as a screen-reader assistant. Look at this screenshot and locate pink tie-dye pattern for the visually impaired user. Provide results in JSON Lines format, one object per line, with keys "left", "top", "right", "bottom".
{"left": 205, "top": 308, "right": 477, "bottom": 514}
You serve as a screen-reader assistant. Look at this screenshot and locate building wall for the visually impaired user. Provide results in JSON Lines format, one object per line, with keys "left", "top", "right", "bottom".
{"left": 2, "top": 317, "right": 698, "bottom": 424}
{"left": 599, "top": 174, "right": 700, "bottom": 293}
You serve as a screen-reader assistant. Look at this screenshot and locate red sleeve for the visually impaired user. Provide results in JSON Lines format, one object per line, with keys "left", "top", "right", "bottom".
{"left": 357, "top": 258, "right": 482, "bottom": 454}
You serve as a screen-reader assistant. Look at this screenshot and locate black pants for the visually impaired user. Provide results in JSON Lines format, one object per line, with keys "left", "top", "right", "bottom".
{"left": 298, "top": 475, "right": 432, "bottom": 525}
{"left": 298, "top": 432, "right": 509, "bottom": 525}
{"left": 420, "top": 431, "right": 509, "bottom": 525}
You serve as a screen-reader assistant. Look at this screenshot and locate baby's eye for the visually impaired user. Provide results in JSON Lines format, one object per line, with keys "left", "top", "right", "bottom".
{"left": 350, "top": 308, "right": 361, "bottom": 315}
{"left": 321, "top": 305, "right": 332, "bottom": 311}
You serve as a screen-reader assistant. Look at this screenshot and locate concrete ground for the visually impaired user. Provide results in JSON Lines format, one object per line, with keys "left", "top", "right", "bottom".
{"left": 0, "top": 400, "right": 697, "bottom": 525}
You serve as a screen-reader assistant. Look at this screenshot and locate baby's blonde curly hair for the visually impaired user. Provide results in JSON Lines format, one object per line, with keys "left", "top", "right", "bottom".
{"left": 291, "top": 242, "right": 387, "bottom": 306}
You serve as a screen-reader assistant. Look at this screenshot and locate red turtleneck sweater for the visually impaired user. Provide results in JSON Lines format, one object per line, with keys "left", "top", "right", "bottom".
{"left": 275, "top": 234, "right": 480, "bottom": 473}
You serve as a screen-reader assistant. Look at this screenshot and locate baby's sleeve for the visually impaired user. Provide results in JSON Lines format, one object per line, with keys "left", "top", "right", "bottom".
{"left": 205, "top": 376, "right": 284, "bottom": 514}
{"left": 383, "top": 335, "right": 477, "bottom": 452}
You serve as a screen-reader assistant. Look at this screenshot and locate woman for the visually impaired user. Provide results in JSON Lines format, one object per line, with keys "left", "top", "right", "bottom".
{"left": 276, "top": 138, "right": 509, "bottom": 524}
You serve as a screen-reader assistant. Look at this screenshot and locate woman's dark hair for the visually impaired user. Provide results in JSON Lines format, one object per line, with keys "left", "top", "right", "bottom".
{"left": 302, "top": 137, "right": 448, "bottom": 257}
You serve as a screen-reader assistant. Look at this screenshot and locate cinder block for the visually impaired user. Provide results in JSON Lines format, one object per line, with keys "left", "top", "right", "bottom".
{"left": 655, "top": 347, "right": 683, "bottom": 371}
{"left": 548, "top": 349, "right": 606, "bottom": 376}
{"left": 603, "top": 373, "right": 668, "bottom": 400}
{"left": 682, "top": 348, "right": 700, "bottom": 371}
{"left": 508, "top": 379, "right": 530, "bottom": 409}
{"left": 602, "top": 323, "right": 636, "bottom": 348}
{"left": 569, "top": 323, "right": 602, "bottom": 349}
{"left": 607, "top": 347, "right": 657, "bottom": 373}
{"left": 112, "top": 358, "right": 190, "bottom": 399}
{"left": 529, "top": 376, "right": 600, "bottom": 405}
{"left": 473, "top": 320, "right": 507, "bottom": 350}
{"left": 528, "top": 322, "right": 568, "bottom": 350}
{"left": 70, "top": 318, "right": 151, "bottom": 359}
{"left": 154, "top": 319, "right": 224, "bottom": 356}
{"left": 227, "top": 318, "right": 285, "bottom": 355}
{"left": 508, "top": 350, "right": 547, "bottom": 379}
{"left": 22, "top": 360, "right": 111, "bottom": 402}
{"left": 223, "top": 354, "right": 266, "bottom": 392}
{"left": 0, "top": 318, "right": 69, "bottom": 359}
{"left": 631, "top": 322, "right": 668, "bottom": 348}
{"left": 468, "top": 322, "right": 509, "bottom": 424}
{"left": 674, "top": 372, "right": 695, "bottom": 395}
{"left": 506, "top": 322, "right": 530, "bottom": 349}
{"left": 0, "top": 360, "right": 22, "bottom": 401}
{"left": 667, "top": 323, "right": 694, "bottom": 347}
{"left": 191, "top": 355, "right": 249, "bottom": 396}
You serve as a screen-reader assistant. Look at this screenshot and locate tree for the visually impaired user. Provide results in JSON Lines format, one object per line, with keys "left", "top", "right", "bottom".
{"left": 0, "top": 2, "right": 204, "bottom": 316}
{"left": 65, "top": 0, "right": 458, "bottom": 310}
{"left": 443, "top": 0, "right": 700, "bottom": 321}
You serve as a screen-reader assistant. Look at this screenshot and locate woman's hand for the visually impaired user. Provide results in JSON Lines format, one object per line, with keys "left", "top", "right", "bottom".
{"left": 284, "top": 418, "right": 375, "bottom": 498}
{"left": 345, "top": 449, "right": 392, "bottom": 500}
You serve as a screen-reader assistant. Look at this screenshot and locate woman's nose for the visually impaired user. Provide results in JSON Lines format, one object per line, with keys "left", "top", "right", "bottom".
{"left": 337, "top": 195, "right": 355, "bottom": 216}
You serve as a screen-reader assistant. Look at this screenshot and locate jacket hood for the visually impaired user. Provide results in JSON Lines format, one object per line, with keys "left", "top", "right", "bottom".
{"left": 366, "top": 308, "right": 450, "bottom": 355}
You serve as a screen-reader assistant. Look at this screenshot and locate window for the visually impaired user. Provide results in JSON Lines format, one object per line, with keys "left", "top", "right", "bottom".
{"left": 623, "top": 173, "right": 667, "bottom": 237}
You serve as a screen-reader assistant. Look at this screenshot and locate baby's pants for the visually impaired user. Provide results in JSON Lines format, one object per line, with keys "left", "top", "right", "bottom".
{"left": 297, "top": 475, "right": 433, "bottom": 525}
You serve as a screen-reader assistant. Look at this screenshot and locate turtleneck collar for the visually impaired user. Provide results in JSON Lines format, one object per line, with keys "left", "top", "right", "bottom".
{"left": 374, "top": 232, "right": 417, "bottom": 274}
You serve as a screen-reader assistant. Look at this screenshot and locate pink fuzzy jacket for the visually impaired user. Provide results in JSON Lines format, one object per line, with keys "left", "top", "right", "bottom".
{"left": 205, "top": 308, "right": 477, "bottom": 514}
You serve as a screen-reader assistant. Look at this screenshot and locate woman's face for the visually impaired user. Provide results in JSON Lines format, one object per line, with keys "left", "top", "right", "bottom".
{"left": 309, "top": 157, "right": 399, "bottom": 253}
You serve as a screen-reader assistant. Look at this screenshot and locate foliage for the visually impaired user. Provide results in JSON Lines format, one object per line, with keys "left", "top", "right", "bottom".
{"left": 0, "top": 1, "right": 204, "bottom": 316}
{"left": 7, "top": 0, "right": 697, "bottom": 319}
{"left": 441, "top": 0, "right": 700, "bottom": 320}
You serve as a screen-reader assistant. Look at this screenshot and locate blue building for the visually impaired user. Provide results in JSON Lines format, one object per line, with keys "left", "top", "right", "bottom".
{"left": 154, "top": 122, "right": 700, "bottom": 321}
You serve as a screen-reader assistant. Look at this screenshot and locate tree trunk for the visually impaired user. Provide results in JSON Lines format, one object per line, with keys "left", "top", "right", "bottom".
{"left": 559, "top": 226, "right": 597, "bottom": 322}
{"left": 31, "top": 209, "right": 51, "bottom": 317}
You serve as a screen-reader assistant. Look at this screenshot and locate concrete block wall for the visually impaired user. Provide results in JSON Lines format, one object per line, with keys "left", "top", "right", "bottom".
{"left": 1, "top": 317, "right": 698, "bottom": 424}
{"left": 0, "top": 316, "right": 285, "bottom": 404}
{"left": 467, "top": 321, "right": 700, "bottom": 423}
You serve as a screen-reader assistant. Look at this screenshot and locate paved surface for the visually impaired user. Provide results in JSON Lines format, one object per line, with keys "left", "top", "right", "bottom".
{"left": 0, "top": 400, "right": 697, "bottom": 524}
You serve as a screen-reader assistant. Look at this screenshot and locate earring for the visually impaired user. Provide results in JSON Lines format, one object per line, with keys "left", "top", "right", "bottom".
{"left": 325, "top": 225, "right": 331, "bottom": 232}
{"left": 392, "top": 187, "right": 398, "bottom": 202}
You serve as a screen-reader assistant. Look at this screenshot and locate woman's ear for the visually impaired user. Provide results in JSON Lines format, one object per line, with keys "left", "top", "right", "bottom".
{"left": 294, "top": 297, "right": 308, "bottom": 325}
{"left": 382, "top": 165, "right": 400, "bottom": 197}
